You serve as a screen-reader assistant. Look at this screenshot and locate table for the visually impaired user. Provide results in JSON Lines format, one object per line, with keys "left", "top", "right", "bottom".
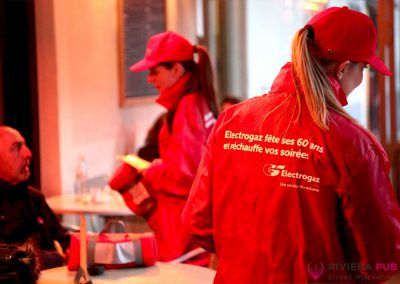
{"left": 46, "top": 194, "right": 133, "bottom": 216}
{"left": 39, "top": 262, "right": 216, "bottom": 284}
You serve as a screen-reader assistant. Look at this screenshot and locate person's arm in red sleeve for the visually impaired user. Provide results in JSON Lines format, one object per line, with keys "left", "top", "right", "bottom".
{"left": 337, "top": 145, "right": 400, "bottom": 282}
{"left": 182, "top": 115, "right": 221, "bottom": 253}
{"left": 143, "top": 95, "right": 213, "bottom": 197}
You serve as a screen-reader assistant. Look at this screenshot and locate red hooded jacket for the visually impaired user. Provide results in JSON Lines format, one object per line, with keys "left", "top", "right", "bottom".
{"left": 141, "top": 73, "right": 216, "bottom": 263}
{"left": 183, "top": 63, "right": 400, "bottom": 283}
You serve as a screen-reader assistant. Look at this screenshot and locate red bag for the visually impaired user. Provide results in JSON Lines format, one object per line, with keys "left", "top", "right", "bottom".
{"left": 67, "top": 221, "right": 157, "bottom": 270}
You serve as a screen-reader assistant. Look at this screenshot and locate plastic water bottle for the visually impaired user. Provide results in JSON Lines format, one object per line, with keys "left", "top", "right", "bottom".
{"left": 75, "top": 155, "right": 88, "bottom": 202}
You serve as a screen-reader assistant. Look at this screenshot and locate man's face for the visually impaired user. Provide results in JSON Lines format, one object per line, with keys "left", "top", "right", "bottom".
{"left": 0, "top": 127, "right": 32, "bottom": 185}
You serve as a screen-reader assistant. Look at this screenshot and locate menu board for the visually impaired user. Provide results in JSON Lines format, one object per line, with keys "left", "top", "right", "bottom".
{"left": 118, "top": 0, "right": 166, "bottom": 105}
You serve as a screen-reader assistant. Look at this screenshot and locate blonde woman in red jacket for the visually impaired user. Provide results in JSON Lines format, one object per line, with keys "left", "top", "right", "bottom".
{"left": 183, "top": 6, "right": 400, "bottom": 283}
{"left": 121, "top": 32, "right": 218, "bottom": 265}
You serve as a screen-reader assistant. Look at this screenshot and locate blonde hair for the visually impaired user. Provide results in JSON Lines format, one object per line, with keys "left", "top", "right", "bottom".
{"left": 291, "top": 27, "right": 355, "bottom": 130}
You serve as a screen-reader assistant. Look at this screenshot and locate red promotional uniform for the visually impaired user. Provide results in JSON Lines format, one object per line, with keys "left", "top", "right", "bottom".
{"left": 113, "top": 31, "right": 218, "bottom": 265}
{"left": 183, "top": 63, "right": 400, "bottom": 282}
{"left": 141, "top": 73, "right": 216, "bottom": 263}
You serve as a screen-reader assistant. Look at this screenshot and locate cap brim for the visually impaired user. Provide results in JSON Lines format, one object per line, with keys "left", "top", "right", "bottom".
{"left": 368, "top": 54, "right": 392, "bottom": 76}
{"left": 129, "top": 58, "right": 155, "bottom": 72}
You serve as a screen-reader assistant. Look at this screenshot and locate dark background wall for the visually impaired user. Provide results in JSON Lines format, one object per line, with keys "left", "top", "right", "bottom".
{"left": 0, "top": 0, "right": 40, "bottom": 188}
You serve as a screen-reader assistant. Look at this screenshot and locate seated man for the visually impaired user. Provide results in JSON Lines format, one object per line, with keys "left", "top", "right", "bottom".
{"left": 0, "top": 126, "right": 69, "bottom": 270}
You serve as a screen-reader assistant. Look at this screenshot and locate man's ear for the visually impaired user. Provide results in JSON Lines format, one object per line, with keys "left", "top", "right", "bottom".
{"left": 336, "top": 60, "right": 351, "bottom": 80}
{"left": 172, "top": 62, "right": 185, "bottom": 78}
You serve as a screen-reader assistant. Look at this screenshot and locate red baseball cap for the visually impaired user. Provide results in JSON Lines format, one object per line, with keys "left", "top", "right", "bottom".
{"left": 130, "top": 31, "right": 194, "bottom": 72}
{"left": 306, "top": 6, "right": 391, "bottom": 76}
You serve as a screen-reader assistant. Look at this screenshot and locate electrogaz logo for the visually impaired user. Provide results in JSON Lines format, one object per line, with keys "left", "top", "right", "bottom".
{"left": 263, "top": 164, "right": 321, "bottom": 184}
{"left": 263, "top": 164, "right": 285, "bottom": 176}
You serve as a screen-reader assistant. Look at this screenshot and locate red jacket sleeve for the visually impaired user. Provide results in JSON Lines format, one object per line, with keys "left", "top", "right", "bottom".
{"left": 338, "top": 145, "right": 400, "bottom": 281}
{"left": 143, "top": 94, "right": 214, "bottom": 197}
{"left": 182, "top": 115, "right": 223, "bottom": 253}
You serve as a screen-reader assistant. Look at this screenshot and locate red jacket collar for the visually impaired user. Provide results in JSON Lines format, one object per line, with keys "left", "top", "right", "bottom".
{"left": 269, "top": 62, "right": 348, "bottom": 106}
{"left": 156, "top": 73, "right": 191, "bottom": 110}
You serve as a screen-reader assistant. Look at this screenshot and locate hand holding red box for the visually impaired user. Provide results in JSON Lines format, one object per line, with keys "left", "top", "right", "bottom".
{"left": 108, "top": 154, "right": 154, "bottom": 216}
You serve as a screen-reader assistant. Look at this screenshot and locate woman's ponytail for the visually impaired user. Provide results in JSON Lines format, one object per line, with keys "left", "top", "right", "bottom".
{"left": 291, "top": 27, "right": 354, "bottom": 130}
{"left": 193, "top": 45, "right": 219, "bottom": 118}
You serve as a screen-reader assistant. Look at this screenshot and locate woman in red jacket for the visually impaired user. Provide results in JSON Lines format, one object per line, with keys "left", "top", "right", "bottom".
{"left": 120, "top": 31, "right": 218, "bottom": 265}
{"left": 183, "top": 6, "right": 400, "bottom": 283}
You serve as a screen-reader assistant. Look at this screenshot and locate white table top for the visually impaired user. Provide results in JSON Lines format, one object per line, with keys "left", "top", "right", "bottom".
{"left": 39, "top": 262, "right": 216, "bottom": 284}
{"left": 46, "top": 194, "right": 133, "bottom": 216}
